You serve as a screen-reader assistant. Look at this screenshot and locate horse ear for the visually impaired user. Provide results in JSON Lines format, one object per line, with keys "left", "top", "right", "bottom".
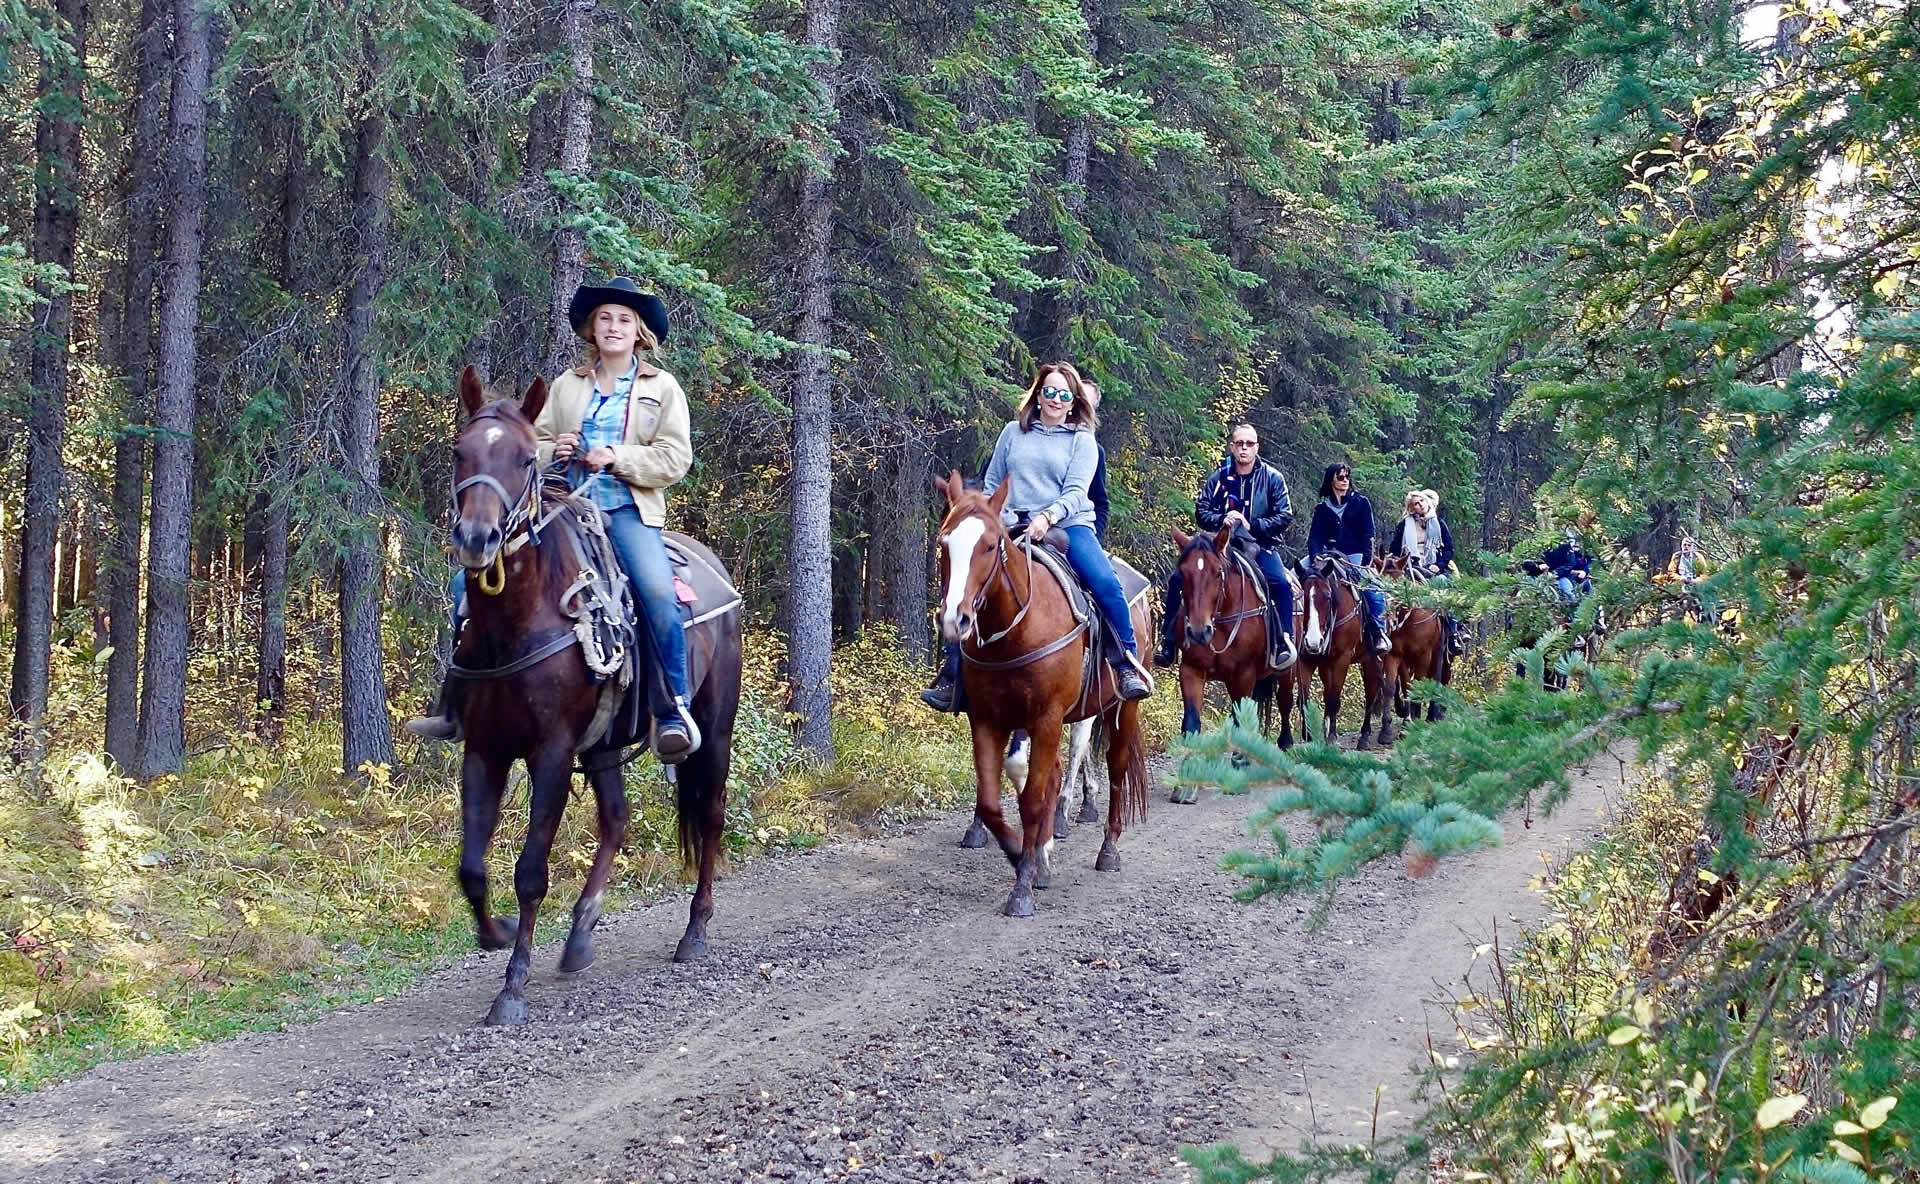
{"left": 1213, "top": 524, "right": 1234, "bottom": 552}
{"left": 935, "top": 468, "right": 964, "bottom": 502}
{"left": 1171, "top": 527, "right": 1191, "bottom": 550}
{"left": 520, "top": 375, "right": 549, "bottom": 424}
{"left": 459, "top": 365, "right": 487, "bottom": 418}
{"left": 987, "top": 481, "right": 1011, "bottom": 515}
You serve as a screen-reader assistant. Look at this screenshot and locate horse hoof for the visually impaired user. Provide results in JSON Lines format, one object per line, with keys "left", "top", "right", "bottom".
{"left": 558, "top": 936, "right": 595, "bottom": 976}
{"left": 958, "top": 818, "right": 990, "bottom": 849}
{"left": 673, "top": 934, "right": 709, "bottom": 963}
{"left": 1076, "top": 802, "right": 1099, "bottom": 824}
{"left": 1095, "top": 842, "right": 1121, "bottom": 872}
{"left": 1356, "top": 737, "right": 1373, "bottom": 751}
{"left": 476, "top": 916, "right": 518, "bottom": 951}
{"left": 483, "top": 992, "right": 529, "bottom": 1027}
{"left": 1003, "top": 892, "right": 1035, "bottom": 918}
{"left": 1034, "top": 866, "right": 1052, "bottom": 890}
{"left": 1169, "top": 786, "right": 1196, "bottom": 805}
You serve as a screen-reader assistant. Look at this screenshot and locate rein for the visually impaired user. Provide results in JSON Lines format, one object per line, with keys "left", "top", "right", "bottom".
{"left": 450, "top": 407, "right": 551, "bottom": 596}
{"left": 1187, "top": 545, "right": 1266, "bottom": 656}
{"left": 956, "top": 524, "right": 1086, "bottom": 671}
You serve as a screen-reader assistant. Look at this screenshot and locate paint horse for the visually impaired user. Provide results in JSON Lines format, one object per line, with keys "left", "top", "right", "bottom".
{"left": 1295, "top": 555, "right": 1387, "bottom": 748}
{"left": 1373, "top": 552, "right": 1452, "bottom": 745}
{"left": 444, "top": 366, "right": 743, "bottom": 1026}
{"left": 1169, "top": 525, "right": 1298, "bottom": 753}
{"left": 935, "top": 473, "right": 1150, "bottom": 916}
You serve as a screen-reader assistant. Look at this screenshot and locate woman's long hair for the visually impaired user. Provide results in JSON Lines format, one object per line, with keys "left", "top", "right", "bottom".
{"left": 1318, "top": 462, "right": 1353, "bottom": 501}
{"left": 1015, "top": 361, "right": 1099, "bottom": 432}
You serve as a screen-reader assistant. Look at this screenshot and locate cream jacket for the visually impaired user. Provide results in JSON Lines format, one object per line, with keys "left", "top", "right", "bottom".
{"left": 534, "top": 360, "right": 693, "bottom": 528}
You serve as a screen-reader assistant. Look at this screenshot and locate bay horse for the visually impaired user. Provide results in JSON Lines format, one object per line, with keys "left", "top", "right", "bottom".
{"left": 935, "top": 472, "right": 1150, "bottom": 916}
{"left": 1373, "top": 553, "right": 1451, "bottom": 745}
{"left": 1170, "top": 526, "right": 1294, "bottom": 750}
{"left": 1295, "top": 556, "right": 1386, "bottom": 748}
{"left": 445, "top": 366, "right": 742, "bottom": 1026}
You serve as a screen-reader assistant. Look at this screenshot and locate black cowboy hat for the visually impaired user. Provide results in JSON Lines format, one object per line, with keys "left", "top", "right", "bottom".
{"left": 567, "top": 276, "right": 669, "bottom": 344}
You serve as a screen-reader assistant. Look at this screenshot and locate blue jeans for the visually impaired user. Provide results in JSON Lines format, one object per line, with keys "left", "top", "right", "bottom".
{"left": 1345, "top": 552, "right": 1390, "bottom": 637}
{"left": 450, "top": 506, "right": 690, "bottom": 715}
{"left": 1556, "top": 575, "right": 1579, "bottom": 601}
{"left": 1062, "top": 524, "right": 1137, "bottom": 655}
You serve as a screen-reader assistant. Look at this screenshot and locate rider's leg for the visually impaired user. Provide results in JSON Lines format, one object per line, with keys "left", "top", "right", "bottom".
{"left": 605, "top": 505, "right": 700, "bottom": 763}
{"left": 1254, "top": 549, "right": 1297, "bottom": 665}
{"left": 1063, "top": 525, "right": 1152, "bottom": 701}
{"left": 1153, "top": 569, "right": 1183, "bottom": 667}
{"left": 1362, "top": 586, "right": 1392, "bottom": 652}
{"left": 1556, "top": 575, "right": 1576, "bottom": 601}
{"left": 920, "top": 641, "right": 965, "bottom": 713}
{"left": 405, "top": 567, "right": 470, "bottom": 741}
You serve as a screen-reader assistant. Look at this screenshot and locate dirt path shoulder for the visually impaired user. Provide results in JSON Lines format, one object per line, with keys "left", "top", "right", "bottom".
{"left": 2, "top": 749, "right": 1628, "bottom": 1184}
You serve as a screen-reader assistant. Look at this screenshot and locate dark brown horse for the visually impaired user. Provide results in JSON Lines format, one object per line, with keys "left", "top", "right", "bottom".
{"left": 1294, "top": 556, "right": 1386, "bottom": 748}
{"left": 446, "top": 366, "right": 742, "bottom": 1026}
{"left": 1170, "top": 526, "right": 1295, "bottom": 749}
{"left": 935, "top": 473, "right": 1150, "bottom": 916}
{"left": 1373, "top": 553, "right": 1451, "bottom": 745}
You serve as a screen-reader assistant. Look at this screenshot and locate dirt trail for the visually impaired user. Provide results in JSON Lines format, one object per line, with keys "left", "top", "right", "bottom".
{"left": 2, "top": 749, "right": 1628, "bottom": 1184}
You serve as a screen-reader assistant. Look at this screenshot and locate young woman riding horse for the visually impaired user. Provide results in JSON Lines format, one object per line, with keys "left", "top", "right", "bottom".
{"left": 416, "top": 280, "right": 743, "bottom": 1027}
{"left": 1299, "top": 463, "right": 1389, "bottom": 746}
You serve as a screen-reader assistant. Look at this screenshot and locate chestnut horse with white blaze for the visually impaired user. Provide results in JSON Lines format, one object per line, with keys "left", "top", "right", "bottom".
{"left": 935, "top": 473, "right": 1150, "bottom": 917}
{"left": 1295, "top": 556, "right": 1387, "bottom": 748}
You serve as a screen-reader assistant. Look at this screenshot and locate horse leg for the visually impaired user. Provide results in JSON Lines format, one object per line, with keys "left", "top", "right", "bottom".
{"left": 1374, "top": 656, "right": 1397, "bottom": 747}
{"left": 1008, "top": 721, "right": 1064, "bottom": 916}
{"left": 1276, "top": 666, "right": 1296, "bottom": 750}
{"left": 458, "top": 749, "right": 517, "bottom": 951}
{"left": 970, "top": 722, "right": 1020, "bottom": 867}
{"left": 484, "top": 745, "right": 574, "bottom": 1027}
{"left": 1096, "top": 701, "right": 1144, "bottom": 872}
{"left": 966, "top": 730, "right": 1025, "bottom": 848}
{"left": 1429, "top": 648, "right": 1450, "bottom": 722}
{"left": 1362, "top": 652, "right": 1387, "bottom": 747}
{"left": 1326, "top": 659, "right": 1349, "bottom": 747}
{"left": 560, "top": 762, "right": 630, "bottom": 975}
{"left": 1179, "top": 660, "right": 1205, "bottom": 738}
{"left": 1076, "top": 718, "right": 1102, "bottom": 824}
{"left": 672, "top": 737, "right": 730, "bottom": 963}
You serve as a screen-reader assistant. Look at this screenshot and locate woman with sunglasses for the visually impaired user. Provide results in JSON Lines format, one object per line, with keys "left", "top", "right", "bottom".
{"left": 1306, "top": 461, "right": 1392, "bottom": 653}
{"left": 921, "top": 362, "right": 1152, "bottom": 711}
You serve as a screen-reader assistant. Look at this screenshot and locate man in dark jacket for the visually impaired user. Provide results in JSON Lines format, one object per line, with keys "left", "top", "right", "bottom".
{"left": 1153, "top": 424, "right": 1296, "bottom": 670}
{"left": 1537, "top": 529, "right": 1594, "bottom": 602}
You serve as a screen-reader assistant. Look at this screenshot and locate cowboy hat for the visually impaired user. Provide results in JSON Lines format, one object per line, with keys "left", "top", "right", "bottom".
{"left": 568, "top": 276, "right": 669, "bottom": 344}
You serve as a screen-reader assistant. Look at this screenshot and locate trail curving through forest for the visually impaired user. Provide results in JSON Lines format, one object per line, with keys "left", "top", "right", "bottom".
{"left": 1, "top": 750, "right": 1629, "bottom": 1183}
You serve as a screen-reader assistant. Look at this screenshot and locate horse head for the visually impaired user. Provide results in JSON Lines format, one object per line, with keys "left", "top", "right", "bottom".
{"left": 932, "top": 470, "right": 1012, "bottom": 643}
{"left": 451, "top": 365, "right": 549, "bottom": 572}
{"left": 1171, "top": 525, "right": 1235, "bottom": 648}
{"left": 1299, "top": 555, "right": 1342, "bottom": 656}
{"left": 1376, "top": 552, "right": 1411, "bottom": 580}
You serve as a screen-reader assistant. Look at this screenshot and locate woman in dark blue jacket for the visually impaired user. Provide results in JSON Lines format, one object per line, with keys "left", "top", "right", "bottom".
{"left": 1305, "top": 462, "right": 1391, "bottom": 652}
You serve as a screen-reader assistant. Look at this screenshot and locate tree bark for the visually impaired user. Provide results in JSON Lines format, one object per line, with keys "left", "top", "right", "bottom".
{"left": 788, "top": 0, "right": 840, "bottom": 759}
{"left": 105, "top": 0, "right": 169, "bottom": 767}
{"left": 338, "top": 107, "right": 396, "bottom": 775}
{"left": 539, "top": 0, "right": 593, "bottom": 379}
{"left": 135, "top": 0, "right": 213, "bottom": 778}
{"left": 8, "top": 0, "right": 88, "bottom": 756}
{"left": 256, "top": 122, "right": 305, "bottom": 740}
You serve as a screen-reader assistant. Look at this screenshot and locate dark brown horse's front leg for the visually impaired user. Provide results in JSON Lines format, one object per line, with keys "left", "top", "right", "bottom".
{"left": 458, "top": 749, "right": 518, "bottom": 951}
{"left": 485, "top": 744, "right": 574, "bottom": 1027}
{"left": 559, "top": 762, "right": 630, "bottom": 975}
{"left": 674, "top": 729, "right": 731, "bottom": 963}
{"left": 1324, "top": 660, "right": 1348, "bottom": 747}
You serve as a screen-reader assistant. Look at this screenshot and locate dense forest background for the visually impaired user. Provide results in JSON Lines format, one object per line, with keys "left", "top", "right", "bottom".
{"left": 0, "top": 0, "right": 1571, "bottom": 776}
{"left": 5, "top": 0, "right": 1917, "bottom": 1177}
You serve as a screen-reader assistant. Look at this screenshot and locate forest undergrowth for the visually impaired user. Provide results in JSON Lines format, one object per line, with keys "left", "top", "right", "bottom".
{"left": 0, "top": 623, "right": 1181, "bottom": 1094}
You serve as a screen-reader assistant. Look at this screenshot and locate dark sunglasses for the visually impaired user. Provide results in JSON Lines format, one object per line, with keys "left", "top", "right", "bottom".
{"left": 1231, "top": 439, "right": 1258, "bottom": 447}
{"left": 1039, "top": 388, "right": 1074, "bottom": 402}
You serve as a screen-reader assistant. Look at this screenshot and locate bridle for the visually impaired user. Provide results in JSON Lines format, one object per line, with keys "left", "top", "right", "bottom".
{"left": 1184, "top": 540, "right": 1265, "bottom": 656}
{"left": 451, "top": 405, "right": 550, "bottom": 596}
{"left": 1301, "top": 559, "right": 1363, "bottom": 653}
{"left": 945, "top": 508, "right": 1088, "bottom": 671}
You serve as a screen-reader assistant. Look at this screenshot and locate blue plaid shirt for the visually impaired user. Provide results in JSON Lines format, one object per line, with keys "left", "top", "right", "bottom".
{"left": 578, "top": 361, "right": 637, "bottom": 513}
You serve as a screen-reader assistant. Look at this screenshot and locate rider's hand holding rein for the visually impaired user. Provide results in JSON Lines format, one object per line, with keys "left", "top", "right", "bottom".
{"left": 552, "top": 431, "right": 581, "bottom": 464}
{"left": 1026, "top": 511, "right": 1052, "bottom": 542}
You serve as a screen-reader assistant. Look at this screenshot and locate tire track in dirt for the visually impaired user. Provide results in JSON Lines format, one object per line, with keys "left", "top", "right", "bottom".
{"left": 1, "top": 749, "right": 1628, "bottom": 1183}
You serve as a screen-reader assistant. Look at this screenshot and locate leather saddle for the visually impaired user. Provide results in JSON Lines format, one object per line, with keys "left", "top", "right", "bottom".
{"left": 1009, "top": 526, "right": 1149, "bottom": 721}
{"left": 1223, "top": 537, "right": 1296, "bottom": 671}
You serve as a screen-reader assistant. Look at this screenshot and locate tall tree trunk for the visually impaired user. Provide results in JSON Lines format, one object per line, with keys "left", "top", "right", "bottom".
{"left": 338, "top": 108, "right": 396, "bottom": 775}
{"left": 256, "top": 122, "right": 304, "bottom": 739}
{"left": 1029, "top": 0, "right": 1099, "bottom": 359}
{"left": 8, "top": 0, "right": 88, "bottom": 757}
{"left": 135, "top": 0, "right": 213, "bottom": 778}
{"left": 539, "top": 0, "right": 592, "bottom": 379}
{"left": 881, "top": 425, "right": 929, "bottom": 659}
{"left": 105, "top": 0, "right": 168, "bottom": 767}
{"left": 788, "top": 0, "right": 840, "bottom": 760}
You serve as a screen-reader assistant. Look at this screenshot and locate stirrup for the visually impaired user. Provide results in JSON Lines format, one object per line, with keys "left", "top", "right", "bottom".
{"left": 1272, "top": 632, "right": 1297, "bottom": 672}
{"left": 404, "top": 713, "right": 461, "bottom": 742}
{"left": 653, "top": 698, "right": 702, "bottom": 765}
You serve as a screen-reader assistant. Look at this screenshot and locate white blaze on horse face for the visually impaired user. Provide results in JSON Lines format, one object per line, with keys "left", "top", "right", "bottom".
{"left": 1305, "top": 587, "right": 1326, "bottom": 653}
{"left": 483, "top": 424, "right": 505, "bottom": 447}
{"left": 940, "top": 517, "right": 988, "bottom": 640}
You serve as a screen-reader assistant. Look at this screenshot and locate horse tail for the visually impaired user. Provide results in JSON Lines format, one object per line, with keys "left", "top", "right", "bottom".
{"left": 676, "top": 778, "right": 700, "bottom": 874}
{"left": 1116, "top": 703, "right": 1150, "bottom": 828}
{"left": 1253, "top": 674, "right": 1277, "bottom": 734}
